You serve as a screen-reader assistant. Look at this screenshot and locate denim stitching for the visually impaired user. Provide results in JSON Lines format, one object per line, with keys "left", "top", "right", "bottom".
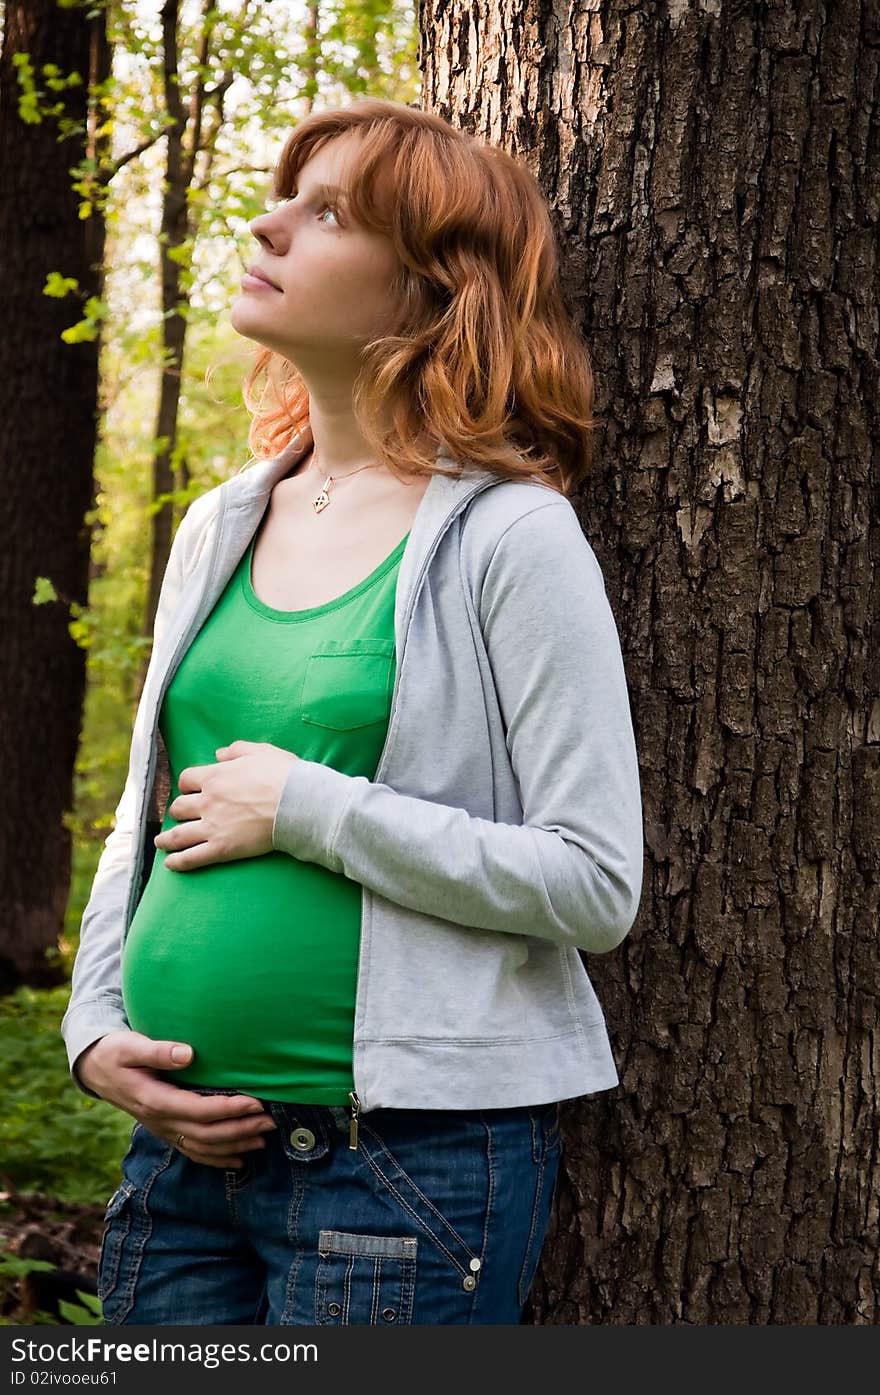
{"left": 513, "top": 1116, "right": 560, "bottom": 1311}
{"left": 97, "top": 1181, "right": 136, "bottom": 1303}
{"left": 357, "top": 1138, "right": 471, "bottom": 1280}
{"left": 469, "top": 1116, "right": 496, "bottom": 1325}
{"left": 314, "top": 1251, "right": 328, "bottom": 1322}
{"left": 224, "top": 1169, "right": 237, "bottom": 1220}
{"left": 101, "top": 1144, "right": 176, "bottom": 1323}
{"left": 516, "top": 1149, "right": 548, "bottom": 1310}
{"left": 401, "top": 1252, "right": 417, "bottom": 1321}
{"left": 316, "top": 1241, "right": 417, "bottom": 1324}
{"left": 279, "top": 1150, "right": 307, "bottom": 1324}
{"left": 359, "top": 1120, "right": 476, "bottom": 1257}
{"left": 530, "top": 1108, "right": 542, "bottom": 1163}
{"left": 374, "top": 1258, "right": 384, "bottom": 1324}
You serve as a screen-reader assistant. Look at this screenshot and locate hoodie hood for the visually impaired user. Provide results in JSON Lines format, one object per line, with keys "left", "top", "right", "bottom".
{"left": 209, "top": 424, "right": 503, "bottom": 662}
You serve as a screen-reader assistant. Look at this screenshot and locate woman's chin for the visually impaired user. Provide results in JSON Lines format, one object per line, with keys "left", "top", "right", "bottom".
{"left": 229, "top": 296, "right": 258, "bottom": 324}
{"left": 229, "top": 304, "right": 275, "bottom": 347}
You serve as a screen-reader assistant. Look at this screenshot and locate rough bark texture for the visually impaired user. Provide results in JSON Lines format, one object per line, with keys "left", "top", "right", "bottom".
{"left": 0, "top": 1, "right": 110, "bottom": 990}
{"left": 421, "top": 0, "right": 879, "bottom": 1323}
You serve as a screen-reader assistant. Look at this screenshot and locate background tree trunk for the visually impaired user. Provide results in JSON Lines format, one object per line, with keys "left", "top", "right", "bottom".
{"left": 421, "top": 0, "right": 878, "bottom": 1323}
{"left": 0, "top": 0, "right": 110, "bottom": 990}
{"left": 145, "top": 0, "right": 241, "bottom": 652}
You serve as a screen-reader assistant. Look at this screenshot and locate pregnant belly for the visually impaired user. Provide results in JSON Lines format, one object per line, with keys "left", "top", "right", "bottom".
{"left": 121, "top": 846, "right": 362, "bottom": 1098}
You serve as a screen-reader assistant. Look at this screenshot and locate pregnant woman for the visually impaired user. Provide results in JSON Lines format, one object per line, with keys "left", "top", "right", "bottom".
{"left": 61, "top": 96, "right": 644, "bottom": 1325}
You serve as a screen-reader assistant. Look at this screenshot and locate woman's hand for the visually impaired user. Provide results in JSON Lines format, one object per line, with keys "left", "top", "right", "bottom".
{"left": 154, "top": 740, "right": 298, "bottom": 871}
{"left": 75, "top": 1032, "right": 278, "bottom": 1168}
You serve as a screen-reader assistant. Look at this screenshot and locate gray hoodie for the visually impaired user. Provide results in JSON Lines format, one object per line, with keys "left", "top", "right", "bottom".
{"left": 61, "top": 427, "right": 644, "bottom": 1113}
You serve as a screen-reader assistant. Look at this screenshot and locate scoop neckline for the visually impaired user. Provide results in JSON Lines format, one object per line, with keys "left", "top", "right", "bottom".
{"left": 240, "top": 528, "right": 411, "bottom": 623}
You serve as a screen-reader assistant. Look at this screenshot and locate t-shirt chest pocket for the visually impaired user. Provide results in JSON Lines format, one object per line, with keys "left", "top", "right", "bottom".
{"left": 299, "top": 637, "right": 396, "bottom": 731}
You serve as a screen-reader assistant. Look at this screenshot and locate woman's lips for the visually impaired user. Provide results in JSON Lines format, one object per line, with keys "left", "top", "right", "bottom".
{"left": 241, "top": 272, "right": 281, "bottom": 291}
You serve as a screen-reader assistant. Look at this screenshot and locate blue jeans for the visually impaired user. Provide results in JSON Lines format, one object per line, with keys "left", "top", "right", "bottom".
{"left": 97, "top": 1086, "right": 562, "bottom": 1325}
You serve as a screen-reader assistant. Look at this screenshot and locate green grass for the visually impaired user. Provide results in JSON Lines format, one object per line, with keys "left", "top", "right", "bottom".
{"left": 0, "top": 984, "right": 133, "bottom": 1207}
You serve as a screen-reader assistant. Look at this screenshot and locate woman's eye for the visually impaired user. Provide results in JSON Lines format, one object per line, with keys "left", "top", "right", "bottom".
{"left": 267, "top": 195, "right": 340, "bottom": 225}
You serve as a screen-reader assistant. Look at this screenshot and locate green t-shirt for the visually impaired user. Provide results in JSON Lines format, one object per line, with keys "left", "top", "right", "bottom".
{"left": 121, "top": 526, "right": 409, "bottom": 1103}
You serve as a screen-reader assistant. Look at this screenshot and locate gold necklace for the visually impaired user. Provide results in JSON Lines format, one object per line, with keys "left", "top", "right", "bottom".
{"left": 309, "top": 450, "right": 378, "bottom": 514}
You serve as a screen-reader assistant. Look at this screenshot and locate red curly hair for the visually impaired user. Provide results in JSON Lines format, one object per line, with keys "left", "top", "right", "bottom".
{"left": 236, "top": 97, "right": 598, "bottom": 497}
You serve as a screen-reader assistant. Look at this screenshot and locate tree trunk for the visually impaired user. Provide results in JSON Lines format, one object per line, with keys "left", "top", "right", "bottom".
{"left": 421, "top": 0, "right": 878, "bottom": 1323}
{"left": 143, "top": 0, "right": 245, "bottom": 661}
{"left": 0, "top": 1, "right": 111, "bottom": 990}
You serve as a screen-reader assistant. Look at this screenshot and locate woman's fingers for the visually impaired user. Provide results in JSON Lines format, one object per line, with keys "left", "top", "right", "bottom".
{"left": 137, "top": 1089, "right": 279, "bottom": 1169}
{"left": 174, "top": 1114, "right": 277, "bottom": 1151}
{"left": 190, "top": 1114, "right": 277, "bottom": 1144}
{"left": 171, "top": 1122, "right": 277, "bottom": 1170}
{"left": 177, "top": 1136, "right": 266, "bottom": 1170}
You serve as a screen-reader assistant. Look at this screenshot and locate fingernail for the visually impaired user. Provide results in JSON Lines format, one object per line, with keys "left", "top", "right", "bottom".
{"left": 171, "top": 1045, "right": 191, "bottom": 1063}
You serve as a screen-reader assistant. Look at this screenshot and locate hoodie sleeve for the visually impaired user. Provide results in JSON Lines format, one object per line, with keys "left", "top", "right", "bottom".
{"left": 272, "top": 499, "right": 644, "bottom": 954}
{"left": 60, "top": 503, "right": 198, "bottom": 1098}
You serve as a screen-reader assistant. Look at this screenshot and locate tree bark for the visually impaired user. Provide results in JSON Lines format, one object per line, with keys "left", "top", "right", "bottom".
{"left": 421, "top": 0, "right": 879, "bottom": 1323}
{"left": 0, "top": 0, "right": 111, "bottom": 990}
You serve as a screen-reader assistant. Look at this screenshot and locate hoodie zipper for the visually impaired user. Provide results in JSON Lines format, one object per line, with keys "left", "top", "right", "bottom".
{"left": 348, "top": 1089, "right": 361, "bottom": 1149}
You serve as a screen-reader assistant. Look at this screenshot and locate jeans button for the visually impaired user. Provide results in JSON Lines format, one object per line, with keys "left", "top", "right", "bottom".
{"left": 290, "top": 1126, "right": 316, "bottom": 1151}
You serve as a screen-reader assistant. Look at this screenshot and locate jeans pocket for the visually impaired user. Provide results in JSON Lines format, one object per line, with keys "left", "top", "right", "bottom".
{"left": 98, "top": 1131, "right": 177, "bottom": 1324}
{"left": 97, "top": 1180, "right": 136, "bottom": 1305}
{"left": 315, "top": 1229, "right": 418, "bottom": 1325}
{"left": 356, "top": 1111, "right": 485, "bottom": 1292}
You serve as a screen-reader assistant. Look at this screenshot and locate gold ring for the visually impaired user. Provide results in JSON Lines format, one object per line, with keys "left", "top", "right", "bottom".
{"left": 175, "top": 1132, "right": 186, "bottom": 1148}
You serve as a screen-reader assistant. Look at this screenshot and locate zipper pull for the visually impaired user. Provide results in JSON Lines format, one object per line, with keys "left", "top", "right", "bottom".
{"left": 348, "top": 1089, "right": 361, "bottom": 1150}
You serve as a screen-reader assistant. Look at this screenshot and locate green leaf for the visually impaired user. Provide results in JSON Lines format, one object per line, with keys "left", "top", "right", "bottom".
{"left": 43, "top": 272, "right": 80, "bottom": 299}
{"left": 0, "top": 1254, "right": 58, "bottom": 1279}
{"left": 32, "top": 576, "right": 59, "bottom": 605}
{"left": 61, "top": 320, "right": 99, "bottom": 343}
{"left": 57, "top": 1293, "right": 102, "bottom": 1325}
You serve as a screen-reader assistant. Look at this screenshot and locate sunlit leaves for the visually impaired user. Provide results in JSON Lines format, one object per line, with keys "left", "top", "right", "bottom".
{"left": 10, "top": 51, "right": 84, "bottom": 124}
{"left": 43, "top": 273, "right": 80, "bottom": 298}
{"left": 60, "top": 297, "right": 109, "bottom": 343}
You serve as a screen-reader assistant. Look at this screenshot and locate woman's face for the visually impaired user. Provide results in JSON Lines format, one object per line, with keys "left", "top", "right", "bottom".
{"left": 230, "top": 132, "right": 401, "bottom": 366}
